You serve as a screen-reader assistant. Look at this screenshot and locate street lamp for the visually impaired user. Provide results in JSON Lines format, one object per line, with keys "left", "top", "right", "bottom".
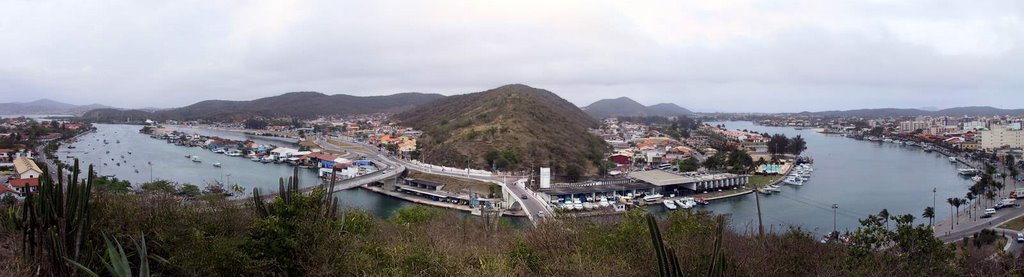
{"left": 832, "top": 204, "right": 839, "bottom": 235}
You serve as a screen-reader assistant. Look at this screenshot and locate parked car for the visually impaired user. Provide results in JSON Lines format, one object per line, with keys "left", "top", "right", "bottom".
{"left": 1017, "top": 233, "right": 1024, "bottom": 243}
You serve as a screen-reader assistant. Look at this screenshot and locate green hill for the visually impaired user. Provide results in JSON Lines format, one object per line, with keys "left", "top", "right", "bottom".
{"left": 397, "top": 84, "right": 608, "bottom": 177}
{"left": 82, "top": 91, "right": 444, "bottom": 122}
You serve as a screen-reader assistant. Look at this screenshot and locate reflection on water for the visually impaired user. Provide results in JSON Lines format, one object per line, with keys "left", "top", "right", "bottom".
{"left": 682, "top": 121, "right": 974, "bottom": 236}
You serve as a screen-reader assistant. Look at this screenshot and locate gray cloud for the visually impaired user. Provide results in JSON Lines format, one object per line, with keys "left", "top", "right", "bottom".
{"left": 1, "top": 0, "right": 1022, "bottom": 112}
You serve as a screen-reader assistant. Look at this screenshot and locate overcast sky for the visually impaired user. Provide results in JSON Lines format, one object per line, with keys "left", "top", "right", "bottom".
{"left": 1, "top": 0, "right": 1022, "bottom": 112}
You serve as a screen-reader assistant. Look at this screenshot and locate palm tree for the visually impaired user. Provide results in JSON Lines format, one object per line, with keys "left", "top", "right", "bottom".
{"left": 953, "top": 198, "right": 964, "bottom": 225}
{"left": 965, "top": 192, "right": 976, "bottom": 220}
{"left": 946, "top": 198, "right": 955, "bottom": 230}
{"left": 923, "top": 206, "right": 935, "bottom": 227}
{"left": 878, "top": 209, "right": 890, "bottom": 230}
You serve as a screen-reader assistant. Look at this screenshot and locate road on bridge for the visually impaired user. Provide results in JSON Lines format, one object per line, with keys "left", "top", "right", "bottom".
{"left": 315, "top": 136, "right": 551, "bottom": 224}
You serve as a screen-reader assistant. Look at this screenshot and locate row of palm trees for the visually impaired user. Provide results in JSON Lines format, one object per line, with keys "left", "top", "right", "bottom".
{"left": 944, "top": 162, "right": 1013, "bottom": 229}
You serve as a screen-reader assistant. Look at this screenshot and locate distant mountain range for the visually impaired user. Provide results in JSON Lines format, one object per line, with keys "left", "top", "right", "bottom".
{"left": 397, "top": 84, "right": 607, "bottom": 176}
{"left": 0, "top": 99, "right": 112, "bottom": 116}
{"left": 582, "top": 97, "right": 692, "bottom": 119}
{"left": 795, "top": 106, "right": 1024, "bottom": 118}
{"left": 81, "top": 91, "right": 444, "bottom": 122}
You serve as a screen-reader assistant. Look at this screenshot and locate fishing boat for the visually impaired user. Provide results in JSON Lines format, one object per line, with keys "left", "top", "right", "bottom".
{"left": 695, "top": 198, "right": 710, "bottom": 205}
{"left": 213, "top": 162, "right": 222, "bottom": 168}
{"left": 758, "top": 188, "right": 773, "bottom": 195}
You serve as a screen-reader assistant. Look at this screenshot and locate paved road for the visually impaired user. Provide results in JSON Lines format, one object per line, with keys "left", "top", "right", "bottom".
{"left": 935, "top": 204, "right": 1024, "bottom": 242}
{"left": 935, "top": 150, "right": 1024, "bottom": 243}
{"left": 316, "top": 136, "right": 549, "bottom": 224}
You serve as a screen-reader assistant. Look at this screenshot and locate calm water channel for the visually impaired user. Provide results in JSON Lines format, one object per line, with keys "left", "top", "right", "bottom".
{"left": 693, "top": 121, "right": 974, "bottom": 235}
{"left": 57, "top": 124, "right": 415, "bottom": 218}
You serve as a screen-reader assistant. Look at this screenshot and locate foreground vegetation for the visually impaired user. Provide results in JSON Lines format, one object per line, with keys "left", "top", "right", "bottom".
{"left": 2, "top": 161, "right": 1024, "bottom": 276}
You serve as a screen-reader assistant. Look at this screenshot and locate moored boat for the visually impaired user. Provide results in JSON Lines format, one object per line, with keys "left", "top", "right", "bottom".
{"left": 663, "top": 200, "right": 678, "bottom": 210}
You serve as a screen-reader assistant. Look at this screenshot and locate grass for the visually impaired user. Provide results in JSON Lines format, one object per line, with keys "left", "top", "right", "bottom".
{"left": 748, "top": 175, "right": 783, "bottom": 187}
{"left": 408, "top": 170, "right": 500, "bottom": 196}
{"left": 999, "top": 215, "right": 1024, "bottom": 231}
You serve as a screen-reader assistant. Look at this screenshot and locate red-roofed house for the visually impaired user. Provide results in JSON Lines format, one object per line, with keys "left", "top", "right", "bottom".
{"left": 0, "top": 184, "right": 19, "bottom": 198}
{"left": 0, "top": 148, "right": 14, "bottom": 163}
{"left": 9, "top": 177, "right": 39, "bottom": 194}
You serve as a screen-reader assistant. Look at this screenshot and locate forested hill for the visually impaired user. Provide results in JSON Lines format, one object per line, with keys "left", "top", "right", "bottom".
{"left": 397, "top": 84, "right": 608, "bottom": 178}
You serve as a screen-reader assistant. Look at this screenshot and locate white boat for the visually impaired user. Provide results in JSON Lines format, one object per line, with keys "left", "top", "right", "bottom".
{"left": 758, "top": 188, "right": 773, "bottom": 194}
{"left": 663, "top": 200, "right": 678, "bottom": 210}
{"left": 251, "top": 157, "right": 261, "bottom": 162}
{"left": 958, "top": 168, "right": 979, "bottom": 176}
{"left": 675, "top": 197, "right": 696, "bottom": 209}
{"left": 643, "top": 194, "right": 664, "bottom": 202}
{"left": 213, "top": 162, "right": 222, "bottom": 167}
{"left": 949, "top": 157, "right": 957, "bottom": 163}
{"left": 783, "top": 177, "right": 804, "bottom": 186}
{"left": 971, "top": 176, "right": 982, "bottom": 182}
{"left": 767, "top": 185, "right": 782, "bottom": 192}
{"left": 190, "top": 156, "right": 201, "bottom": 163}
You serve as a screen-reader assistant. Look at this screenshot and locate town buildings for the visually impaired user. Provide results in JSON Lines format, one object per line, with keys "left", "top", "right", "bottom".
{"left": 980, "top": 124, "right": 1024, "bottom": 150}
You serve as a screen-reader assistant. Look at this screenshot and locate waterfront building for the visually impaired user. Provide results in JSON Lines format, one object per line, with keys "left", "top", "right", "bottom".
{"left": 899, "top": 121, "right": 930, "bottom": 133}
{"left": 980, "top": 124, "right": 1024, "bottom": 150}
{"left": 629, "top": 170, "right": 749, "bottom": 194}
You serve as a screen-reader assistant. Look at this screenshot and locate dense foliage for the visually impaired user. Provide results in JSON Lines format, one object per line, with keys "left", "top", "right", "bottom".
{"left": 1, "top": 162, "right": 1023, "bottom": 275}
{"left": 397, "top": 84, "right": 608, "bottom": 178}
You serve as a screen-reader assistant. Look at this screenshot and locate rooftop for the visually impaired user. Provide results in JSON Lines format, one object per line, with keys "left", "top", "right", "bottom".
{"left": 628, "top": 170, "right": 744, "bottom": 186}
{"left": 13, "top": 157, "right": 42, "bottom": 175}
{"left": 540, "top": 180, "right": 655, "bottom": 195}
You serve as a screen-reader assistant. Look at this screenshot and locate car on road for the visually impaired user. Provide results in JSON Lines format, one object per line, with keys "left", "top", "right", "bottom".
{"left": 521, "top": 195, "right": 528, "bottom": 200}
{"left": 1017, "top": 233, "right": 1024, "bottom": 243}
{"left": 982, "top": 208, "right": 997, "bottom": 218}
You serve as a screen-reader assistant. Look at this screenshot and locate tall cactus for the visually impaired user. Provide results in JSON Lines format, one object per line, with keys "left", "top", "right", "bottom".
{"left": 647, "top": 214, "right": 683, "bottom": 277}
{"left": 22, "top": 159, "right": 95, "bottom": 276}
{"left": 252, "top": 165, "right": 339, "bottom": 220}
{"left": 647, "top": 214, "right": 729, "bottom": 277}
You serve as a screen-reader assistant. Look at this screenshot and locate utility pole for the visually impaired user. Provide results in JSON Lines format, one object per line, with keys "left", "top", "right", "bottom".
{"left": 832, "top": 204, "right": 839, "bottom": 236}
{"left": 755, "top": 190, "right": 764, "bottom": 237}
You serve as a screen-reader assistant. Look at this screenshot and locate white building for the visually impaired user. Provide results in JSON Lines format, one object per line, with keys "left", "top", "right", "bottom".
{"left": 980, "top": 124, "right": 1024, "bottom": 150}
{"left": 899, "top": 121, "right": 930, "bottom": 133}
{"left": 13, "top": 157, "right": 42, "bottom": 179}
